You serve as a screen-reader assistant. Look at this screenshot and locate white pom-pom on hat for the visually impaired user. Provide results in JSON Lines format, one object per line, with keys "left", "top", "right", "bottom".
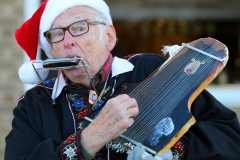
{"left": 18, "top": 61, "right": 49, "bottom": 84}
{"left": 15, "top": 1, "right": 49, "bottom": 84}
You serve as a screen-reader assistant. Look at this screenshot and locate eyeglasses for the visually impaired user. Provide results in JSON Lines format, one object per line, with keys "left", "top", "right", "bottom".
{"left": 43, "top": 19, "right": 106, "bottom": 43}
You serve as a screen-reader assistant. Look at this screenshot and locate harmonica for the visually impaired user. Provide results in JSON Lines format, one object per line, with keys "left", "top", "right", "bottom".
{"left": 33, "top": 56, "right": 87, "bottom": 71}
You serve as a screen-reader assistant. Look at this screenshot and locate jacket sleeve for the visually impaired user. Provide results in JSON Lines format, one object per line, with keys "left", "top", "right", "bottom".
{"left": 4, "top": 92, "right": 86, "bottom": 160}
{"left": 181, "top": 90, "right": 240, "bottom": 159}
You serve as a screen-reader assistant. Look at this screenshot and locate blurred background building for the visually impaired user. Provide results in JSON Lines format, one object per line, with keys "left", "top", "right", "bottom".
{"left": 0, "top": 0, "right": 240, "bottom": 159}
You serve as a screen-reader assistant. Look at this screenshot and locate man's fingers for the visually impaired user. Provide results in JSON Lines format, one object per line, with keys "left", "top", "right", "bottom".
{"left": 126, "top": 106, "right": 139, "bottom": 118}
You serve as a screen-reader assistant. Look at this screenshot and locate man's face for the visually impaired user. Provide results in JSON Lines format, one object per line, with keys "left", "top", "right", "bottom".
{"left": 51, "top": 6, "right": 116, "bottom": 86}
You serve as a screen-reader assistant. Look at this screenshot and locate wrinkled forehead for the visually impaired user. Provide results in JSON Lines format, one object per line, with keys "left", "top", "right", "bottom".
{"left": 52, "top": 6, "right": 100, "bottom": 27}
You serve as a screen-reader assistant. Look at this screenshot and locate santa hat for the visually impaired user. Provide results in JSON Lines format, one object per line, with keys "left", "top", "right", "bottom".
{"left": 15, "top": 0, "right": 112, "bottom": 84}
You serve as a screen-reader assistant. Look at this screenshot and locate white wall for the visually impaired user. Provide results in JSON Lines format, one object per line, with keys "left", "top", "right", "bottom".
{"left": 207, "top": 86, "right": 240, "bottom": 108}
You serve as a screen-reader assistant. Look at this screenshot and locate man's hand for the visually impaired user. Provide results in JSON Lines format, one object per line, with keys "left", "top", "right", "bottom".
{"left": 127, "top": 146, "right": 173, "bottom": 160}
{"left": 81, "top": 94, "right": 139, "bottom": 155}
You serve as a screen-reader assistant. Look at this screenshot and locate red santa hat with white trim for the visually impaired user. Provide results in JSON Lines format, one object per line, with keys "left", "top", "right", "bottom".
{"left": 15, "top": 0, "right": 112, "bottom": 84}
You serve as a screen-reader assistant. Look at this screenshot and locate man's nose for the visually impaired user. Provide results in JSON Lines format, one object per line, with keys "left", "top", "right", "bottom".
{"left": 63, "top": 31, "right": 76, "bottom": 48}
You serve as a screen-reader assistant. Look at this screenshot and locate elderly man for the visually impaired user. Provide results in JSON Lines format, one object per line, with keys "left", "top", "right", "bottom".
{"left": 5, "top": 0, "right": 240, "bottom": 160}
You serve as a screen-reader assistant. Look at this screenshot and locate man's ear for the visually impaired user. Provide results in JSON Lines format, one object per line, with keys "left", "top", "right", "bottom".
{"left": 106, "top": 25, "right": 117, "bottom": 51}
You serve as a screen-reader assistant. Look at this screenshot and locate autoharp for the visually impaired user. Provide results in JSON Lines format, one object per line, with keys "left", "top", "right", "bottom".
{"left": 104, "top": 37, "right": 229, "bottom": 156}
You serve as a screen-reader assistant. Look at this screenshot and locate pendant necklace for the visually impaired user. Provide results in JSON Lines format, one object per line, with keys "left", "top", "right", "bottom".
{"left": 88, "top": 66, "right": 111, "bottom": 105}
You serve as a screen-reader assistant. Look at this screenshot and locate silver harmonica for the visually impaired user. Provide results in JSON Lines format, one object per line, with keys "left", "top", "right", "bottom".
{"left": 33, "top": 56, "right": 87, "bottom": 71}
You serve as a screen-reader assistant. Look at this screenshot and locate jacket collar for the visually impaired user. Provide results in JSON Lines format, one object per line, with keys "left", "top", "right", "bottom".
{"left": 51, "top": 56, "right": 134, "bottom": 99}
